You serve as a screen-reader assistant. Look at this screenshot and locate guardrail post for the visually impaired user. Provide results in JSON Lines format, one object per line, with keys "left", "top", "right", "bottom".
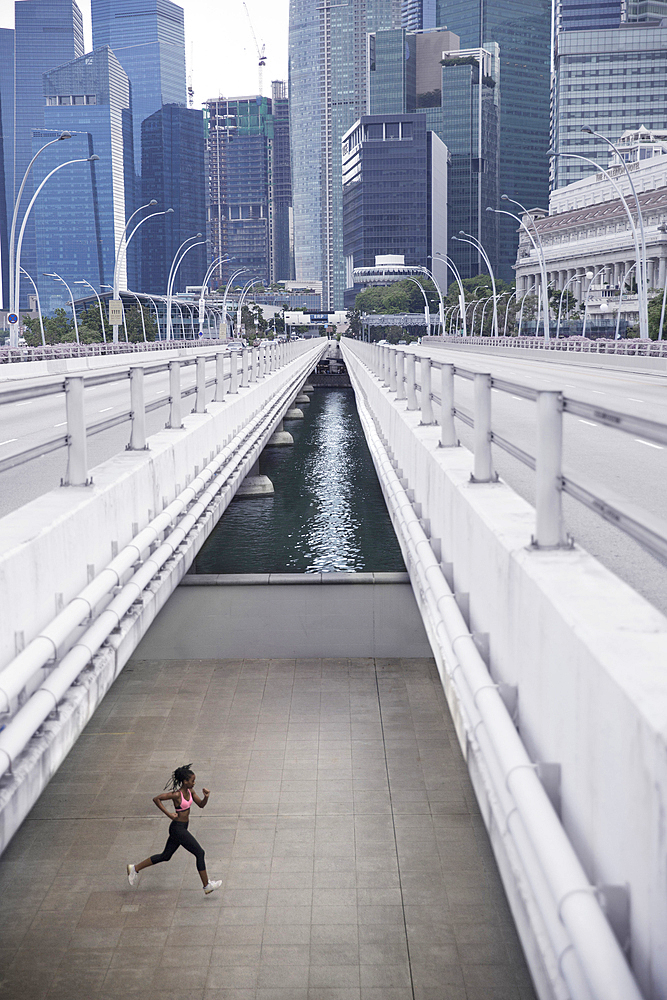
{"left": 396, "top": 351, "right": 405, "bottom": 401}
{"left": 259, "top": 345, "right": 265, "bottom": 379}
{"left": 167, "top": 360, "right": 183, "bottom": 428}
{"left": 215, "top": 351, "right": 226, "bottom": 402}
{"left": 63, "top": 375, "right": 88, "bottom": 485}
{"left": 420, "top": 358, "right": 435, "bottom": 424}
{"left": 439, "top": 363, "right": 457, "bottom": 447}
{"left": 249, "top": 347, "right": 257, "bottom": 383}
{"left": 383, "top": 346, "right": 391, "bottom": 387}
{"left": 128, "top": 367, "right": 147, "bottom": 450}
{"left": 229, "top": 350, "right": 239, "bottom": 393}
{"left": 194, "top": 356, "right": 207, "bottom": 413}
{"left": 241, "top": 349, "right": 250, "bottom": 387}
{"left": 405, "top": 353, "right": 418, "bottom": 411}
{"left": 534, "top": 390, "right": 565, "bottom": 548}
{"left": 388, "top": 348, "right": 398, "bottom": 392}
{"left": 471, "top": 372, "right": 494, "bottom": 482}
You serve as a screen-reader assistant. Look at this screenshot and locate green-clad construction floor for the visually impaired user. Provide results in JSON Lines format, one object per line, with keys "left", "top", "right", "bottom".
{"left": 0, "top": 658, "right": 537, "bottom": 1000}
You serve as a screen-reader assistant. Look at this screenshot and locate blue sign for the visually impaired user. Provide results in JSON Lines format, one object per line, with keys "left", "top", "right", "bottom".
{"left": 8, "top": 314, "right": 18, "bottom": 324}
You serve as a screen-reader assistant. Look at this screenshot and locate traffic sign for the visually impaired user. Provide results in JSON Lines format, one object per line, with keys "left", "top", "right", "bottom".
{"left": 108, "top": 299, "right": 123, "bottom": 324}
{"left": 8, "top": 314, "right": 18, "bottom": 324}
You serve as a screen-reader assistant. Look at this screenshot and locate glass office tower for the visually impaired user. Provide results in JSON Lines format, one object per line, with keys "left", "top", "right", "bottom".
{"left": 141, "top": 104, "right": 207, "bottom": 294}
{"left": 552, "top": 21, "right": 667, "bottom": 188}
{"left": 91, "top": 0, "right": 187, "bottom": 173}
{"left": 0, "top": 28, "right": 14, "bottom": 309}
{"left": 270, "top": 81, "right": 295, "bottom": 284}
{"left": 402, "top": 0, "right": 437, "bottom": 30}
{"left": 556, "top": 1, "right": 622, "bottom": 32}
{"left": 32, "top": 47, "right": 133, "bottom": 314}
{"left": 14, "top": 0, "right": 84, "bottom": 305}
{"left": 288, "top": 0, "right": 401, "bottom": 310}
{"left": 435, "top": 1, "right": 551, "bottom": 280}
{"left": 627, "top": 1, "right": 667, "bottom": 17}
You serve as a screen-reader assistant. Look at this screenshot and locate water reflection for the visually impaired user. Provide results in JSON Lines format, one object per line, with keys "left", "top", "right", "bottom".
{"left": 191, "top": 387, "right": 405, "bottom": 574}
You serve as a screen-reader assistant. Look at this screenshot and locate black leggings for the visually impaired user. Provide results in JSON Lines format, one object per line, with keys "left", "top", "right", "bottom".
{"left": 150, "top": 820, "right": 206, "bottom": 872}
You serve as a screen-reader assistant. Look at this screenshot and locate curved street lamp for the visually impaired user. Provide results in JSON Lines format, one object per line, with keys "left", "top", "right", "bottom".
{"left": 166, "top": 234, "right": 205, "bottom": 340}
{"left": 20, "top": 267, "right": 45, "bottom": 346}
{"left": 75, "top": 279, "right": 107, "bottom": 343}
{"left": 556, "top": 271, "right": 580, "bottom": 338}
{"left": 582, "top": 267, "right": 603, "bottom": 338}
{"left": 236, "top": 278, "right": 261, "bottom": 339}
{"left": 434, "top": 252, "right": 468, "bottom": 337}
{"left": 43, "top": 271, "right": 81, "bottom": 343}
{"left": 110, "top": 207, "right": 173, "bottom": 342}
{"left": 198, "top": 254, "right": 233, "bottom": 337}
{"left": 453, "top": 231, "right": 499, "bottom": 337}
{"left": 488, "top": 204, "right": 549, "bottom": 338}
{"left": 222, "top": 268, "right": 248, "bottom": 338}
{"left": 8, "top": 131, "right": 71, "bottom": 347}
{"left": 402, "top": 275, "right": 432, "bottom": 336}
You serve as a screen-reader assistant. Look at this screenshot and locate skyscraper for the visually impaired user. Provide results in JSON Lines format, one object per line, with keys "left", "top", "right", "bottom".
{"left": 288, "top": 0, "right": 402, "bottom": 310}
{"left": 32, "top": 47, "right": 134, "bottom": 314}
{"left": 141, "top": 104, "right": 207, "bottom": 294}
{"left": 556, "top": 0, "right": 622, "bottom": 32}
{"left": 269, "top": 81, "right": 295, "bottom": 284}
{"left": 14, "top": 0, "right": 84, "bottom": 304}
{"left": 0, "top": 28, "right": 14, "bottom": 309}
{"left": 91, "top": 0, "right": 187, "bottom": 172}
{"left": 435, "top": 1, "right": 551, "bottom": 280}
{"left": 402, "top": 0, "right": 437, "bottom": 30}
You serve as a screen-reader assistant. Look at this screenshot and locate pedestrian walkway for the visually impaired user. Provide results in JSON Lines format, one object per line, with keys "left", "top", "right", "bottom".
{"left": 0, "top": 657, "right": 536, "bottom": 1000}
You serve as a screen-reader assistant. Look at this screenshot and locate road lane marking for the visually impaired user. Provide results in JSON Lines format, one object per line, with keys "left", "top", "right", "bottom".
{"left": 579, "top": 420, "right": 597, "bottom": 427}
{"left": 628, "top": 397, "right": 645, "bottom": 403}
{"left": 635, "top": 439, "right": 663, "bottom": 450}
{"left": 511, "top": 396, "right": 524, "bottom": 401}
{"left": 591, "top": 390, "right": 605, "bottom": 395}
{"left": 54, "top": 421, "right": 67, "bottom": 427}
{"left": 15, "top": 400, "right": 30, "bottom": 406}
{"left": 99, "top": 407, "right": 113, "bottom": 412}
{"left": 0, "top": 439, "right": 17, "bottom": 446}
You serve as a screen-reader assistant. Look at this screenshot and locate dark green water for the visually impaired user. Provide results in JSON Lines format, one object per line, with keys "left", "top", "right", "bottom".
{"left": 191, "top": 387, "right": 406, "bottom": 574}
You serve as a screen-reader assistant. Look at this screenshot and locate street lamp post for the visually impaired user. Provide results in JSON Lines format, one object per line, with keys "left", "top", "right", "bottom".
{"left": 198, "top": 254, "right": 233, "bottom": 337}
{"left": 44, "top": 271, "right": 81, "bottom": 343}
{"left": 556, "top": 271, "right": 580, "bottom": 338}
{"left": 503, "top": 290, "right": 517, "bottom": 336}
{"left": 110, "top": 206, "right": 174, "bottom": 343}
{"left": 8, "top": 131, "right": 71, "bottom": 348}
{"left": 453, "top": 231, "right": 500, "bottom": 337}
{"left": 222, "top": 268, "right": 248, "bottom": 338}
{"left": 165, "top": 234, "right": 205, "bottom": 340}
{"left": 75, "top": 279, "right": 107, "bottom": 343}
{"left": 582, "top": 268, "right": 603, "bottom": 338}
{"left": 236, "top": 278, "right": 261, "bottom": 339}
{"left": 418, "top": 264, "right": 446, "bottom": 333}
{"left": 11, "top": 154, "right": 98, "bottom": 347}
{"left": 488, "top": 203, "right": 550, "bottom": 339}
{"left": 19, "top": 268, "right": 45, "bottom": 346}
{"left": 434, "top": 252, "right": 468, "bottom": 337}
{"left": 403, "top": 276, "right": 432, "bottom": 336}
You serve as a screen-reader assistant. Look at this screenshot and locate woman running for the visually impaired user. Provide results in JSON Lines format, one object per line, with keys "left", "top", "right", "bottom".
{"left": 127, "top": 764, "right": 221, "bottom": 894}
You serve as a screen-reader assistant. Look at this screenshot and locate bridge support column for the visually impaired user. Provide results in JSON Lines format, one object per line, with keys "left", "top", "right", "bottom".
{"left": 194, "top": 356, "right": 207, "bottom": 413}
{"left": 405, "top": 354, "right": 418, "bottom": 411}
{"left": 268, "top": 419, "right": 294, "bottom": 446}
{"left": 420, "top": 358, "right": 434, "bottom": 425}
{"left": 236, "top": 457, "right": 274, "bottom": 497}
{"left": 63, "top": 375, "right": 88, "bottom": 486}
{"left": 439, "top": 364, "right": 457, "bottom": 447}
{"left": 167, "top": 361, "right": 183, "bottom": 429}
{"left": 215, "top": 352, "right": 226, "bottom": 402}
{"left": 396, "top": 351, "right": 405, "bottom": 401}
{"left": 471, "top": 372, "right": 494, "bottom": 483}
{"left": 128, "top": 368, "right": 147, "bottom": 451}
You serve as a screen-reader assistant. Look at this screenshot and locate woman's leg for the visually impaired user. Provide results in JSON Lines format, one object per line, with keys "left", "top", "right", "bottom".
{"left": 177, "top": 827, "right": 209, "bottom": 886}
{"left": 135, "top": 825, "right": 180, "bottom": 872}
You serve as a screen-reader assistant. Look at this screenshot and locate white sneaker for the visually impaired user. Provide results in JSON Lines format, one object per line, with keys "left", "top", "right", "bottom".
{"left": 127, "top": 863, "right": 138, "bottom": 887}
{"left": 203, "top": 879, "right": 222, "bottom": 894}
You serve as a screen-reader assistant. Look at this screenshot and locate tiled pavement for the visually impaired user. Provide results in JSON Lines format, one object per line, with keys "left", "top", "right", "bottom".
{"left": 0, "top": 658, "right": 537, "bottom": 1000}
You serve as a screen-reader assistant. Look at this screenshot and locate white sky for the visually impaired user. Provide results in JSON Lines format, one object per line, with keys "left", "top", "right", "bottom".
{"left": 1, "top": 0, "right": 290, "bottom": 106}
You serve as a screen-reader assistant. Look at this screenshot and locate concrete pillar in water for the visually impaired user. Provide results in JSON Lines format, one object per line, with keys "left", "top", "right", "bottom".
{"left": 285, "top": 407, "right": 304, "bottom": 419}
{"left": 268, "top": 419, "right": 294, "bottom": 446}
{"left": 236, "top": 457, "right": 274, "bottom": 496}
{"left": 302, "top": 383, "right": 314, "bottom": 392}
{"left": 295, "top": 392, "right": 310, "bottom": 404}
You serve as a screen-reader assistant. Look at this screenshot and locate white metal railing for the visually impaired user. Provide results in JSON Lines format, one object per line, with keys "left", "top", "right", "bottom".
{"left": 0, "top": 341, "right": 325, "bottom": 778}
{"left": 350, "top": 340, "right": 667, "bottom": 565}
{"left": 343, "top": 338, "right": 646, "bottom": 1000}
{"left": 0, "top": 336, "right": 231, "bottom": 364}
{"left": 425, "top": 334, "right": 667, "bottom": 357}
{"left": 0, "top": 341, "right": 304, "bottom": 486}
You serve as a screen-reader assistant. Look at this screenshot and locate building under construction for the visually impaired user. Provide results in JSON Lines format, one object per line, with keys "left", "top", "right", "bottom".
{"left": 205, "top": 81, "right": 294, "bottom": 289}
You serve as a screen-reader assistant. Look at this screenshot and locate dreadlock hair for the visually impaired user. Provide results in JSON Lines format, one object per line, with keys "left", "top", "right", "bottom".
{"left": 165, "top": 764, "right": 194, "bottom": 791}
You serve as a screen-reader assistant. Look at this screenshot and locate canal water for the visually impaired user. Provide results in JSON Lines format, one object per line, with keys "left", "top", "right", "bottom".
{"left": 191, "top": 386, "right": 406, "bottom": 574}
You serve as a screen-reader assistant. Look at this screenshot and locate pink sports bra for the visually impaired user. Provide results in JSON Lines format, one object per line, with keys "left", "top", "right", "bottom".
{"left": 175, "top": 788, "right": 193, "bottom": 812}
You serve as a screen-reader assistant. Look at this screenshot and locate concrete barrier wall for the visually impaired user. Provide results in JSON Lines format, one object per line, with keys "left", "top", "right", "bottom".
{"left": 0, "top": 344, "right": 223, "bottom": 381}
{"left": 343, "top": 343, "right": 667, "bottom": 1000}
{"left": 134, "top": 573, "right": 432, "bottom": 660}
{"left": 420, "top": 337, "right": 667, "bottom": 372}
{"left": 0, "top": 344, "right": 324, "bottom": 673}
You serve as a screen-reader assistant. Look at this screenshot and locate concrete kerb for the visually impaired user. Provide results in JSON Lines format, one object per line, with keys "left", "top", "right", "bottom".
{"left": 342, "top": 341, "right": 667, "bottom": 1000}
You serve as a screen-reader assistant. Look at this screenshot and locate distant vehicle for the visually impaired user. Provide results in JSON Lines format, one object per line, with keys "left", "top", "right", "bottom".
{"left": 377, "top": 339, "right": 387, "bottom": 345}
{"left": 228, "top": 342, "right": 244, "bottom": 351}
{"left": 397, "top": 339, "right": 407, "bottom": 345}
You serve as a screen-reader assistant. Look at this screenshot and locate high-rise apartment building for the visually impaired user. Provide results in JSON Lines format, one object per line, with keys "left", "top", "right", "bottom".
{"left": 552, "top": 20, "right": 667, "bottom": 188}
{"left": 31, "top": 47, "right": 134, "bottom": 314}
{"left": 91, "top": 0, "right": 187, "bottom": 173}
{"left": 342, "top": 113, "right": 448, "bottom": 305}
{"left": 14, "top": 0, "right": 84, "bottom": 305}
{"left": 435, "top": 1, "right": 551, "bottom": 280}
{"left": 0, "top": 28, "right": 14, "bottom": 309}
{"left": 369, "top": 27, "right": 499, "bottom": 280}
{"left": 556, "top": 1, "right": 622, "bottom": 32}
{"left": 402, "top": 0, "right": 437, "bottom": 30}
{"left": 206, "top": 87, "right": 293, "bottom": 289}
{"left": 288, "top": 0, "right": 401, "bottom": 310}
{"left": 141, "top": 104, "right": 207, "bottom": 294}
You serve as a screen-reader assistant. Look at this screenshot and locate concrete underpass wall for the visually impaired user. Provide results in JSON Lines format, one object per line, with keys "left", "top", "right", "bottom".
{"left": 134, "top": 573, "right": 432, "bottom": 660}
{"left": 342, "top": 342, "right": 667, "bottom": 1000}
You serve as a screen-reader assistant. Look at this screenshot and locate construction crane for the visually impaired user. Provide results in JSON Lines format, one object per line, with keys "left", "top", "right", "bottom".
{"left": 242, "top": 1, "right": 267, "bottom": 95}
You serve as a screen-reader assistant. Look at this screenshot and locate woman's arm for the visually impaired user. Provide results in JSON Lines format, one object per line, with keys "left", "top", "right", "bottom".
{"left": 153, "top": 791, "right": 178, "bottom": 820}
{"left": 193, "top": 787, "right": 210, "bottom": 809}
